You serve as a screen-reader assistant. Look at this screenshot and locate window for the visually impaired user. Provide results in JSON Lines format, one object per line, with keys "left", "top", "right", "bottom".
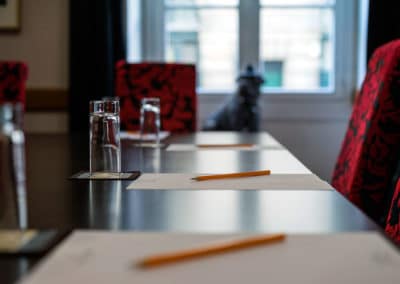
{"left": 263, "top": 60, "right": 283, "bottom": 87}
{"left": 132, "top": 0, "right": 356, "bottom": 97}
{"left": 165, "top": 0, "right": 239, "bottom": 90}
{"left": 260, "top": 0, "right": 335, "bottom": 91}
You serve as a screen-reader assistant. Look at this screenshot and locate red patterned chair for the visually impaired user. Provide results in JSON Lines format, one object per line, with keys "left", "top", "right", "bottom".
{"left": 332, "top": 40, "right": 400, "bottom": 223}
{"left": 115, "top": 61, "right": 197, "bottom": 132}
{"left": 385, "top": 178, "right": 400, "bottom": 244}
{"left": 0, "top": 61, "right": 28, "bottom": 107}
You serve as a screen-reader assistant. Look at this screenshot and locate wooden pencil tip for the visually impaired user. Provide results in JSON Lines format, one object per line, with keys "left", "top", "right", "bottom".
{"left": 137, "top": 260, "right": 151, "bottom": 269}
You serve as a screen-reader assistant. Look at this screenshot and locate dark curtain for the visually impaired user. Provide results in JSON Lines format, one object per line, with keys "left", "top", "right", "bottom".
{"left": 367, "top": 1, "right": 400, "bottom": 61}
{"left": 69, "top": 0, "right": 126, "bottom": 132}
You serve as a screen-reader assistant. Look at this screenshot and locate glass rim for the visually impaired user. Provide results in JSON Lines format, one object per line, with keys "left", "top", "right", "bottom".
{"left": 89, "top": 100, "right": 120, "bottom": 114}
{"left": 0, "top": 104, "right": 13, "bottom": 121}
{"left": 90, "top": 100, "right": 119, "bottom": 104}
{"left": 0, "top": 102, "right": 24, "bottom": 128}
{"left": 0, "top": 102, "right": 24, "bottom": 112}
{"left": 141, "top": 97, "right": 160, "bottom": 103}
{"left": 102, "top": 96, "right": 120, "bottom": 101}
{"left": 0, "top": 102, "right": 24, "bottom": 109}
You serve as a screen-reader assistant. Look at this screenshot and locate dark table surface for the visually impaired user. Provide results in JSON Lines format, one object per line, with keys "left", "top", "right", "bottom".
{"left": 0, "top": 132, "right": 379, "bottom": 283}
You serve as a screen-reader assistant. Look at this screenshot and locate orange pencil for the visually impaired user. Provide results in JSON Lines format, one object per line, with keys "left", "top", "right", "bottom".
{"left": 138, "top": 234, "right": 286, "bottom": 269}
{"left": 191, "top": 170, "right": 271, "bottom": 181}
{"left": 197, "top": 143, "right": 255, "bottom": 148}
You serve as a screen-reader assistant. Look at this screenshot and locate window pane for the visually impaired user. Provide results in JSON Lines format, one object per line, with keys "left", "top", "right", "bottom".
{"left": 260, "top": 8, "right": 334, "bottom": 90}
{"left": 261, "top": 0, "right": 334, "bottom": 5}
{"left": 166, "top": 0, "right": 238, "bottom": 6}
{"left": 166, "top": 9, "right": 238, "bottom": 90}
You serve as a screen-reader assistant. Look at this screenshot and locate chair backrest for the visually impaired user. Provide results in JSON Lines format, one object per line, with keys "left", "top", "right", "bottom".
{"left": 115, "top": 61, "right": 197, "bottom": 132}
{"left": 0, "top": 61, "right": 28, "bottom": 107}
{"left": 385, "top": 178, "right": 400, "bottom": 244}
{"left": 331, "top": 39, "right": 400, "bottom": 222}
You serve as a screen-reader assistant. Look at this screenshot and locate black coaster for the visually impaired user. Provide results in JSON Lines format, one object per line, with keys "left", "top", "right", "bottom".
{"left": 0, "top": 229, "right": 70, "bottom": 256}
{"left": 69, "top": 171, "right": 141, "bottom": 180}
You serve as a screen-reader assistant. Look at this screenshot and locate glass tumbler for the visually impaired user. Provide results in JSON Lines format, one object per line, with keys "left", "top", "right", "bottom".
{"left": 140, "top": 98, "right": 161, "bottom": 146}
{"left": 89, "top": 100, "right": 121, "bottom": 175}
{"left": 0, "top": 103, "right": 27, "bottom": 229}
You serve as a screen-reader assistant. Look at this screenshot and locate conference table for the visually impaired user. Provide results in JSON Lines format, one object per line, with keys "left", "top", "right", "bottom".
{"left": 0, "top": 131, "right": 382, "bottom": 283}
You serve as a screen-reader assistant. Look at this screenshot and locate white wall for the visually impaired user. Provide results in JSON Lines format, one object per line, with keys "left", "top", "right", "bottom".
{"left": 0, "top": 0, "right": 69, "bottom": 88}
{"left": 266, "top": 121, "right": 348, "bottom": 181}
{"left": 0, "top": 0, "right": 69, "bottom": 132}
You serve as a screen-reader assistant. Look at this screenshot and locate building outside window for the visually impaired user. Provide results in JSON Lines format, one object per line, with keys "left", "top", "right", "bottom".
{"left": 130, "top": 0, "right": 356, "bottom": 99}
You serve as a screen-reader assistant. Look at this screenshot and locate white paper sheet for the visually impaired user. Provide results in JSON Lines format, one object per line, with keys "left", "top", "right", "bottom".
{"left": 166, "top": 144, "right": 278, "bottom": 151}
{"left": 169, "top": 131, "right": 284, "bottom": 148}
{"left": 19, "top": 231, "right": 400, "bottom": 284}
{"left": 127, "top": 173, "right": 333, "bottom": 190}
{"left": 159, "top": 149, "right": 312, "bottom": 174}
{"left": 120, "top": 131, "right": 170, "bottom": 141}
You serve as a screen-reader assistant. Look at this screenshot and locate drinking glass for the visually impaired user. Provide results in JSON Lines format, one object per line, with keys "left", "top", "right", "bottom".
{"left": 0, "top": 103, "right": 27, "bottom": 229}
{"left": 140, "top": 98, "right": 161, "bottom": 146}
{"left": 102, "top": 96, "right": 120, "bottom": 102}
{"left": 88, "top": 180, "right": 122, "bottom": 229}
{"left": 89, "top": 100, "right": 121, "bottom": 176}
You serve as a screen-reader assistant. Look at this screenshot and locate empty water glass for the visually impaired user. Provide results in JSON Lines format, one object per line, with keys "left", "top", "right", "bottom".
{"left": 140, "top": 98, "right": 160, "bottom": 146}
{"left": 89, "top": 100, "right": 121, "bottom": 176}
{"left": 0, "top": 103, "right": 27, "bottom": 229}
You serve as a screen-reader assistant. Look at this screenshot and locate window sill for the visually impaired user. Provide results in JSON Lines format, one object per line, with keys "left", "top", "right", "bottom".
{"left": 197, "top": 91, "right": 353, "bottom": 121}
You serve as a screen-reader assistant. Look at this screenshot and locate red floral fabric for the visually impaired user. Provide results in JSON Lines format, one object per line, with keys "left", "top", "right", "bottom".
{"left": 332, "top": 40, "right": 400, "bottom": 222}
{"left": 0, "top": 61, "right": 28, "bottom": 106}
{"left": 385, "top": 179, "right": 400, "bottom": 244}
{"left": 115, "top": 61, "right": 197, "bottom": 132}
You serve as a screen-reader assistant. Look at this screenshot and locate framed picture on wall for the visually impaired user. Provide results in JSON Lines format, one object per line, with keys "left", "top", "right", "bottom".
{"left": 0, "top": 0, "right": 20, "bottom": 32}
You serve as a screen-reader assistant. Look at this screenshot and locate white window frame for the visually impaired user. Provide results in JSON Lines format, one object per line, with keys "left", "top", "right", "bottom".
{"left": 135, "top": 0, "right": 359, "bottom": 121}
